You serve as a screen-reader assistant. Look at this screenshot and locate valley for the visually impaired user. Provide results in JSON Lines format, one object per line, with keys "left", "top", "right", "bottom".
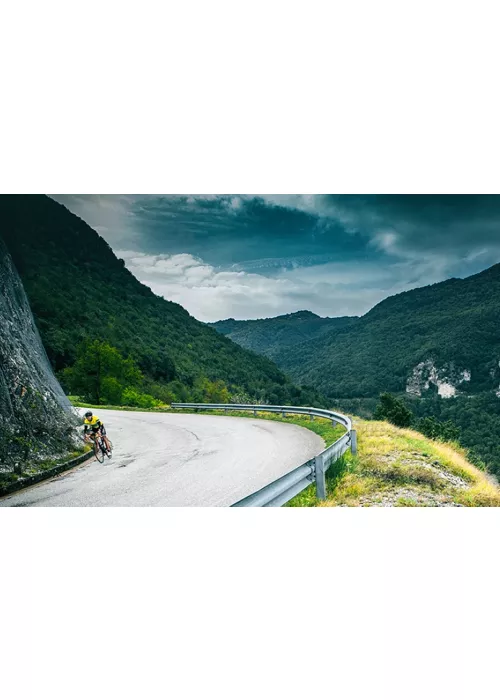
{"left": 212, "top": 265, "right": 500, "bottom": 479}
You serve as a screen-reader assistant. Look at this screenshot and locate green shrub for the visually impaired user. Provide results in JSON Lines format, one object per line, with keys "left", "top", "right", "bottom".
{"left": 101, "top": 376, "right": 123, "bottom": 405}
{"left": 417, "top": 416, "right": 460, "bottom": 442}
{"left": 121, "top": 387, "right": 159, "bottom": 409}
{"left": 374, "top": 392, "right": 413, "bottom": 428}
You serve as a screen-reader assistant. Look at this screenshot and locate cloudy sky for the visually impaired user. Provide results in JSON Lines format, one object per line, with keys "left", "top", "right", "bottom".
{"left": 51, "top": 195, "right": 500, "bottom": 322}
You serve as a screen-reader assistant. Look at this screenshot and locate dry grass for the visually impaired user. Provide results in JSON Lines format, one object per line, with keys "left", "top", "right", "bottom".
{"left": 301, "top": 418, "right": 500, "bottom": 508}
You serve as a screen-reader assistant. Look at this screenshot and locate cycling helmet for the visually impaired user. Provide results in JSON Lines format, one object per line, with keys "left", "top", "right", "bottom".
{"left": 85, "top": 411, "right": 93, "bottom": 418}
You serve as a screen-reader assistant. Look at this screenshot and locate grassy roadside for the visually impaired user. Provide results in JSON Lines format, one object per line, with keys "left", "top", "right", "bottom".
{"left": 296, "top": 419, "right": 500, "bottom": 508}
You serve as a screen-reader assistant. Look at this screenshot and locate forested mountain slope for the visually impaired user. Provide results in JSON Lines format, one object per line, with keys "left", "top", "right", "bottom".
{"left": 210, "top": 311, "right": 357, "bottom": 359}
{"left": 0, "top": 195, "right": 321, "bottom": 406}
{"left": 271, "top": 264, "right": 500, "bottom": 399}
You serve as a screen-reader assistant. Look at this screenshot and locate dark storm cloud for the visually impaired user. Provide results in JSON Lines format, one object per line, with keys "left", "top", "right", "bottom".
{"left": 315, "top": 194, "right": 500, "bottom": 254}
{"left": 124, "top": 194, "right": 370, "bottom": 268}
{"left": 52, "top": 193, "right": 500, "bottom": 266}
{"left": 126, "top": 194, "right": 500, "bottom": 267}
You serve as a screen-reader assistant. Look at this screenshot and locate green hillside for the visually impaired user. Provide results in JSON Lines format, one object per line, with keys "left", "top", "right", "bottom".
{"left": 273, "top": 264, "right": 500, "bottom": 398}
{"left": 212, "top": 263, "right": 500, "bottom": 400}
{"left": 0, "top": 195, "right": 322, "bottom": 407}
{"left": 210, "top": 311, "right": 357, "bottom": 359}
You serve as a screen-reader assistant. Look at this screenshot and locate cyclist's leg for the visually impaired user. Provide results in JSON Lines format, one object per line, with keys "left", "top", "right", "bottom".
{"left": 91, "top": 430, "right": 100, "bottom": 456}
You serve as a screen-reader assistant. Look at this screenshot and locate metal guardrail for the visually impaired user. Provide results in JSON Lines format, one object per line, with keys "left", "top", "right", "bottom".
{"left": 171, "top": 403, "right": 356, "bottom": 507}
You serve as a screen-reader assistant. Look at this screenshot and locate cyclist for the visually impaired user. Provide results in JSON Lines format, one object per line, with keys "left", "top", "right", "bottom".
{"left": 83, "top": 411, "right": 112, "bottom": 453}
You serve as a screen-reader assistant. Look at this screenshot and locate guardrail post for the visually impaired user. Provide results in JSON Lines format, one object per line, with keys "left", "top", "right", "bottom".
{"left": 282, "top": 410, "right": 286, "bottom": 417}
{"left": 350, "top": 429, "right": 357, "bottom": 456}
{"left": 310, "top": 414, "right": 314, "bottom": 421}
{"left": 315, "top": 454, "right": 326, "bottom": 500}
{"left": 253, "top": 409, "right": 257, "bottom": 417}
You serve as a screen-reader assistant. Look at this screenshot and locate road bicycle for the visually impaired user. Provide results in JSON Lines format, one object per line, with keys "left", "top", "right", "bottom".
{"left": 88, "top": 432, "right": 113, "bottom": 463}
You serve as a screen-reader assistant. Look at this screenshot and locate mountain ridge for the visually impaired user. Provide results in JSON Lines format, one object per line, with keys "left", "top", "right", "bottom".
{"left": 211, "top": 258, "right": 500, "bottom": 399}
{"left": 210, "top": 311, "right": 358, "bottom": 359}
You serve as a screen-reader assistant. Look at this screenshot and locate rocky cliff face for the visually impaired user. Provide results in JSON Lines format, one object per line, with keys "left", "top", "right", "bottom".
{"left": 0, "top": 237, "right": 78, "bottom": 473}
{"left": 406, "top": 360, "right": 471, "bottom": 398}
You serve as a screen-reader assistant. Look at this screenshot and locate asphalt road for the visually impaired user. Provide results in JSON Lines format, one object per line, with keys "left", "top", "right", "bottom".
{"left": 1, "top": 409, "right": 324, "bottom": 507}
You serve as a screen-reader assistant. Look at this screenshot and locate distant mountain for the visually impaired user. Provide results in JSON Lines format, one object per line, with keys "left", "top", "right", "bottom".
{"left": 0, "top": 195, "right": 323, "bottom": 407}
{"left": 212, "top": 265, "right": 500, "bottom": 401}
{"left": 273, "top": 264, "right": 500, "bottom": 399}
{"left": 210, "top": 311, "right": 358, "bottom": 359}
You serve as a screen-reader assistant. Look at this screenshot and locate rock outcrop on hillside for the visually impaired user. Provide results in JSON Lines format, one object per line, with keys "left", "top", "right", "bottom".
{"left": 406, "top": 360, "right": 472, "bottom": 398}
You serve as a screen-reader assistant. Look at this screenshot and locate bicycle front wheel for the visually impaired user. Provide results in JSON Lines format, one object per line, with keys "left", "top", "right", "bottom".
{"left": 95, "top": 440, "right": 105, "bottom": 463}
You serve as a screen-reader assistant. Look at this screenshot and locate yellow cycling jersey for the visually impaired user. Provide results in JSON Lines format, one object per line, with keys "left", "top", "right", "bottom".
{"left": 84, "top": 415, "right": 102, "bottom": 428}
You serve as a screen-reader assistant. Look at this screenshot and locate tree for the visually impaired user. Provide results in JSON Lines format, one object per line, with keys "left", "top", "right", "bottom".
{"left": 417, "top": 416, "right": 441, "bottom": 439}
{"left": 374, "top": 392, "right": 413, "bottom": 428}
{"left": 417, "top": 416, "right": 460, "bottom": 443}
{"left": 194, "top": 378, "right": 231, "bottom": 403}
{"left": 60, "top": 340, "right": 142, "bottom": 404}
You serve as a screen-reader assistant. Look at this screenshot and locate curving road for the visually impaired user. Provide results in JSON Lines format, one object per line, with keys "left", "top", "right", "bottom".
{"left": 0, "top": 409, "right": 324, "bottom": 507}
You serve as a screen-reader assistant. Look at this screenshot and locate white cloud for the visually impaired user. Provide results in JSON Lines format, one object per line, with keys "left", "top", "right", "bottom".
{"left": 118, "top": 250, "right": 304, "bottom": 321}
{"left": 117, "top": 249, "right": 458, "bottom": 322}
{"left": 370, "top": 230, "right": 399, "bottom": 254}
